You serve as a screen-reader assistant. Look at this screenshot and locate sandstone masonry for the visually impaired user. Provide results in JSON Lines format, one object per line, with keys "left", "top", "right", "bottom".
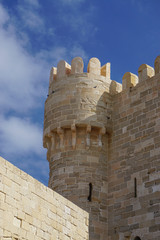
{"left": 43, "top": 56, "right": 160, "bottom": 240}
{"left": 0, "top": 157, "right": 89, "bottom": 240}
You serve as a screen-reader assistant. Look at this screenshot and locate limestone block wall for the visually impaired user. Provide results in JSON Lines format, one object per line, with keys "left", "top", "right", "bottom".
{"left": 43, "top": 57, "right": 120, "bottom": 240}
{"left": 0, "top": 157, "right": 89, "bottom": 240}
{"left": 107, "top": 58, "right": 160, "bottom": 240}
{"left": 43, "top": 55, "right": 160, "bottom": 240}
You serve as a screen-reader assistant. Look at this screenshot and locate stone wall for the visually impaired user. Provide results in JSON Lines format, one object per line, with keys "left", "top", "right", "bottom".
{"left": 107, "top": 65, "right": 160, "bottom": 239}
{"left": 44, "top": 55, "right": 160, "bottom": 240}
{"left": 0, "top": 157, "right": 89, "bottom": 240}
{"left": 43, "top": 57, "right": 116, "bottom": 240}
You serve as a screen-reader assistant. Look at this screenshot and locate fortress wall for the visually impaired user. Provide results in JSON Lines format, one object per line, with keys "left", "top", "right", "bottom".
{"left": 0, "top": 157, "right": 89, "bottom": 240}
{"left": 44, "top": 57, "right": 114, "bottom": 240}
{"left": 107, "top": 72, "right": 160, "bottom": 240}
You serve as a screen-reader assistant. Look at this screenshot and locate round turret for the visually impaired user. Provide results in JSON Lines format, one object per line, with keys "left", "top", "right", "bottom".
{"left": 43, "top": 57, "right": 113, "bottom": 239}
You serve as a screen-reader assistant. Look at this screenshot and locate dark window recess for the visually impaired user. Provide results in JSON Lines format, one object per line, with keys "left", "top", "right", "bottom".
{"left": 134, "top": 237, "right": 141, "bottom": 240}
{"left": 88, "top": 183, "right": 92, "bottom": 202}
{"left": 134, "top": 178, "right": 137, "bottom": 198}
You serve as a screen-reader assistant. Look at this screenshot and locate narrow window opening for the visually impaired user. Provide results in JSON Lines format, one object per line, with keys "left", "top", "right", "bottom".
{"left": 134, "top": 177, "right": 137, "bottom": 198}
{"left": 134, "top": 237, "right": 141, "bottom": 240}
{"left": 88, "top": 183, "right": 92, "bottom": 202}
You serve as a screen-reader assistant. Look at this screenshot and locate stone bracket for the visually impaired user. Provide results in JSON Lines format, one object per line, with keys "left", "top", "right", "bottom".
{"left": 57, "top": 127, "right": 64, "bottom": 151}
{"left": 98, "top": 127, "right": 106, "bottom": 148}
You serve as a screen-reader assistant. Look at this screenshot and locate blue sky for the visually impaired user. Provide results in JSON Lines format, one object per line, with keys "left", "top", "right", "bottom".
{"left": 0, "top": 0, "right": 160, "bottom": 186}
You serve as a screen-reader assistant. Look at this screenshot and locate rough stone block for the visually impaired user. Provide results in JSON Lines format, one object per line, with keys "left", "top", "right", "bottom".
{"left": 122, "top": 72, "right": 138, "bottom": 90}
{"left": 57, "top": 60, "right": 71, "bottom": 78}
{"left": 71, "top": 57, "right": 84, "bottom": 74}
{"left": 138, "top": 64, "right": 155, "bottom": 82}
{"left": 101, "top": 62, "right": 111, "bottom": 79}
{"left": 154, "top": 55, "right": 160, "bottom": 74}
{"left": 87, "top": 57, "right": 101, "bottom": 75}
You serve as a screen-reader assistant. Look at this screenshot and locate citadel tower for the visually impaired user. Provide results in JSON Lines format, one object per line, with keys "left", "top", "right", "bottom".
{"left": 43, "top": 56, "right": 160, "bottom": 240}
{"left": 43, "top": 57, "right": 115, "bottom": 239}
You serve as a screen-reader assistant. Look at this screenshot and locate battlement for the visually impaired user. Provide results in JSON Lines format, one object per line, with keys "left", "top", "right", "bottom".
{"left": 45, "top": 55, "right": 160, "bottom": 146}
{"left": 123, "top": 55, "right": 160, "bottom": 90}
{"left": 49, "top": 55, "right": 160, "bottom": 95}
{"left": 49, "top": 57, "right": 111, "bottom": 83}
{"left": 48, "top": 57, "right": 121, "bottom": 96}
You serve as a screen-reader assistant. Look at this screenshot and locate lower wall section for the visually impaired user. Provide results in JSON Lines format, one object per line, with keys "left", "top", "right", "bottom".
{"left": 0, "top": 157, "right": 89, "bottom": 240}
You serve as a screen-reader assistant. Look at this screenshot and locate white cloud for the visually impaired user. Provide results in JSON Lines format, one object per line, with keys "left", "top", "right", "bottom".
{"left": 37, "top": 47, "right": 67, "bottom": 64}
{"left": 17, "top": 5, "right": 44, "bottom": 31}
{"left": 0, "top": 116, "right": 44, "bottom": 156}
{"left": 0, "top": 4, "right": 9, "bottom": 26}
{"left": 37, "top": 45, "right": 88, "bottom": 67}
{"left": 0, "top": 4, "right": 48, "bottom": 113}
{"left": 0, "top": 3, "right": 88, "bottom": 126}
{"left": 0, "top": 3, "right": 49, "bottom": 184}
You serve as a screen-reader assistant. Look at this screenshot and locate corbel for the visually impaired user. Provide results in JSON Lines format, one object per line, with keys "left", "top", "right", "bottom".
{"left": 48, "top": 132, "right": 55, "bottom": 152}
{"left": 98, "top": 127, "right": 106, "bottom": 148}
{"left": 57, "top": 127, "right": 64, "bottom": 150}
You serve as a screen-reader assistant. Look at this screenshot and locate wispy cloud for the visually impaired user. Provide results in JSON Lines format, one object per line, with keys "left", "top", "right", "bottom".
{"left": 36, "top": 46, "right": 67, "bottom": 65}
{"left": 17, "top": 2, "right": 44, "bottom": 31}
{"left": 15, "top": 0, "right": 54, "bottom": 35}
{"left": 0, "top": 4, "right": 9, "bottom": 26}
{"left": 0, "top": 114, "right": 48, "bottom": 184}
{"left": 23, "top": 0, "right": 40, "bottom": 8}
{"left": 55, "top": 0, "right": 97, "bottom": 39}
{"left": 0, "top": 116, "right": 43, "bottom": 156}
{"left": 0, "top": 4, "right": 48, "bottom": 113}
{"left": 0, "top": 3, "right": 48, "bottom": 184}
{"left": 59, "top": 0, "right": 85, "bottom": 5}
{"left": 37, "top": 45, "right": 88, "bottom": 66}
{"left": 18, "top": 7, "right": 44, "bottom": 30}
{"left": 70, "top": 45, "right": 88, "bottom": 62}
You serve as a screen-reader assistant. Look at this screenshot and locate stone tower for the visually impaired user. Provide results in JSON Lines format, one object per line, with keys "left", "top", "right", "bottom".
{"left": 43, "top": 57, "right": 118, "bottom": 239}
{"left": 44, "top": 55, "right": 160, "bottom": 240}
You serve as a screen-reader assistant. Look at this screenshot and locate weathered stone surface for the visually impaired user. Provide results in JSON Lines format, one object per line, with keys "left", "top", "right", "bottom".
{"left": 57, "top": 60, "right": 71, "bottom": 78}
{"left": 101, "top": 62, "right": 111, "bottom": 78}
{"left": 122, "top": 72, "right": 138, "bottom": 90}
{"left": 44, "top": 56, "right": 160, "bottom": 240}
{"left": 138, "top": 64, "right": 154, "bottom": 82}
{"left": 87, "top": 57, "right": 101, "bottom": 75}
{"left": 71, "top": 57, "right": 84, "bottom": 74}
{"left": 0, "top": 157, "right": 89, "bottom": 240}
{"left": 154, "top": 55, "right": 160, "bottom": 74}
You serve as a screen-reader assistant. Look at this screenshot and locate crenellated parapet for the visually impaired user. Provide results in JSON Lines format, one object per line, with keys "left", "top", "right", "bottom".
{"left": 48, "top": 57, "right": 114, "bottom": 96}
{"left": 45, "top": 55, "right": 160, "bottom": 152}
{"left": 49, "top": 55, "right": 160, "bottom": 98}
{"left": 49, "top": 57, "right": 111, "bottom": 82}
